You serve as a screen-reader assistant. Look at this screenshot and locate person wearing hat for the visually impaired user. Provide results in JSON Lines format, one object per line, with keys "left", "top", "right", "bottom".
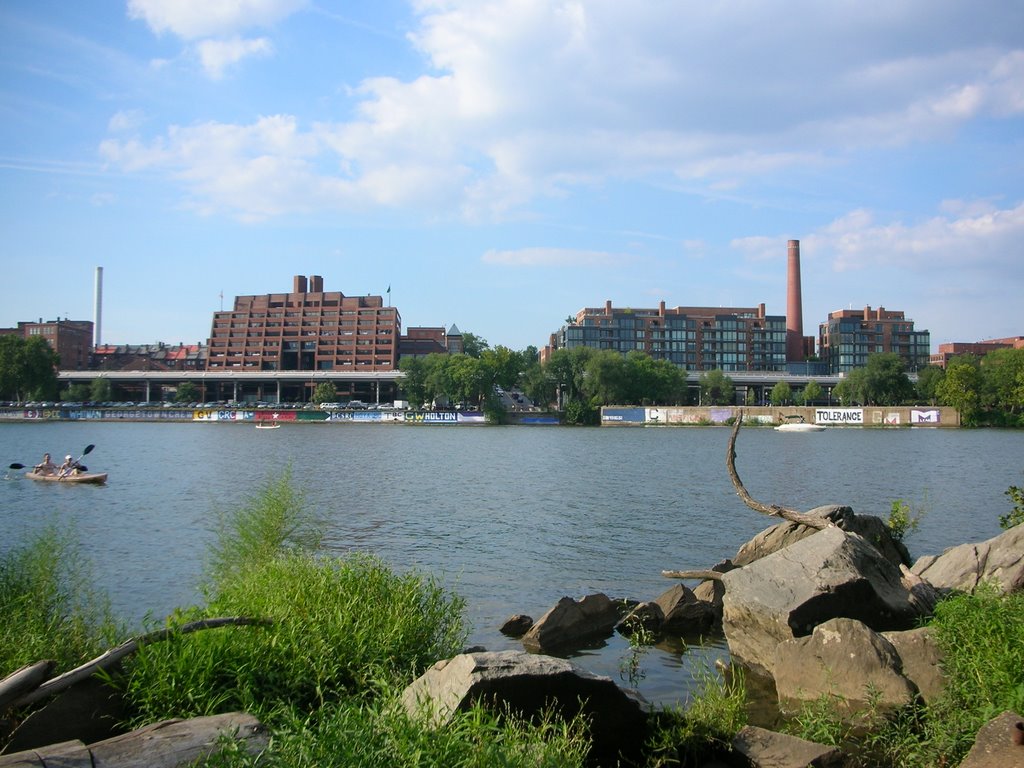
{"left": 57, "top": 454, "right": 80, "bottom": 478}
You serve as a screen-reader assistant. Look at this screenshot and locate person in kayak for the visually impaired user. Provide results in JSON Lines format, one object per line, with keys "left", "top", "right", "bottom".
{"left": 34, "top": 453, "right": 57, "bottom": 475}
{"left": 57, "top": 454, "right": 81, "bottom": 478}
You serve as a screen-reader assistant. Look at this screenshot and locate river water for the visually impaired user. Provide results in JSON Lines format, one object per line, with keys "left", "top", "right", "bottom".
{"left": 2, "top": 421, "right": 1022, "bottom": 707}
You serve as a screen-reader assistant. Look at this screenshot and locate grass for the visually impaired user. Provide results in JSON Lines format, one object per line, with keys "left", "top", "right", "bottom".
{"left": 0, "top": 523, "right": 121, "bottom": 677}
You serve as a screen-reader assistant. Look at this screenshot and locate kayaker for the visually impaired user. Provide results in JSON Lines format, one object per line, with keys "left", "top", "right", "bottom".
{"left": 34, "top": 453, "right": 57, "bottom": 476}
{"left": 57, "top": 454, "right": 80, "bottom": 478}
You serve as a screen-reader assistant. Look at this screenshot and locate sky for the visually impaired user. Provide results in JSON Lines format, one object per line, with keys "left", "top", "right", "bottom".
{"left": 1, "top": 1, "right": 1022, "bottom": 353}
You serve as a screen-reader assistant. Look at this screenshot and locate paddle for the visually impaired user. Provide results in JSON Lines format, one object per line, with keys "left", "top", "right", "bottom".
{"left": 9, "top": 445, "right": 95, "bottom": 474}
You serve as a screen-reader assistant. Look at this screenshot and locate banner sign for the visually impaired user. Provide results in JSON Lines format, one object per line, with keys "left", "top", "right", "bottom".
{"left": 405, "top": 411, "right": 458, "bottom": 423}
{"left": 602, "top": 408, "right": 646, "bottom": 424}
{"left": 911, "top": 409, "right": 941, "bottom": 424}
{"left": 815, "top": 408, "right": 864, "bottom": 425}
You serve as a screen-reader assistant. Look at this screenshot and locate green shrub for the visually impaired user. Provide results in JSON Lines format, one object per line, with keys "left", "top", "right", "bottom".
{"left": 645, "top": 664, "right": 747, "bottom": 766}
{"left": 886, "top": 498, "right": 924, "bottom": 543}
{"left": 0, "top": 524, "right": 120, "bottom": 677}
{"left": 999, "top": 484, "right": 1024, "bottom": 530}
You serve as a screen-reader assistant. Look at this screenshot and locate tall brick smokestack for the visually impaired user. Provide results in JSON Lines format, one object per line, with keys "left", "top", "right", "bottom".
{"left": 786, "top": 239, "right": 804, "bottom": 362}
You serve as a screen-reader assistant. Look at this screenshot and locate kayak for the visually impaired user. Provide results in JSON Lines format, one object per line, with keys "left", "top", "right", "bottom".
{"left": 25, "top": 470, "right": 108, "bottom": 485}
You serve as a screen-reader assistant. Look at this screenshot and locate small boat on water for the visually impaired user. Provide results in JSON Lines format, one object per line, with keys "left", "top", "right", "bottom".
{"left": 774, "top": 415, "right": 826, "bottom": 433}
{"left": 25, "top": 470, "right": 108, "bottom": 484}
{"left": 255, "top": 422, "right": 281, "bottom": 430}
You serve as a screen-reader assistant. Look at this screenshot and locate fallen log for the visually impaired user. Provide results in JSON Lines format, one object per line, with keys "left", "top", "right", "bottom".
{"left": 0, "top": 712, "right": 267, "bottom": 768}
{"left": 7, "top": 617, "right": 271, "bottom": 711}
{"left": 661, "top": 569, "right": 723, "bottom": 581}
{"left": 0, "top": 662, "right": 54, "bottom": 714}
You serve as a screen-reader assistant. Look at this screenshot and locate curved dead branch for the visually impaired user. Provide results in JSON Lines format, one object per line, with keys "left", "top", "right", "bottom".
{"left": 8, "top": 617, "right": 271, "bottom": 710}
{"left": 727, "top": 411, "right": 830, "bottom": 530}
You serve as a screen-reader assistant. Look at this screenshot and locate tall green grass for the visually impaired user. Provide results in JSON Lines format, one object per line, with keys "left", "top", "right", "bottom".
{"left": 0, "top": 524, "right": 120, "bottom": 676}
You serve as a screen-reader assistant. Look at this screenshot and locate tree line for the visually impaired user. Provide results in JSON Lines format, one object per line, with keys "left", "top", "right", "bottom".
{"left": 3, "top": 330, "right": 1021, "bottom": 427}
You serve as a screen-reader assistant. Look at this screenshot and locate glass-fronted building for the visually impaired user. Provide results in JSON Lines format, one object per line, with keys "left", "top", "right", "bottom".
{"left": 819, "top": 306, "right": 930, "bottom": 374}
{"left": 543, "top": 300, "right": 788, "bottom": 372}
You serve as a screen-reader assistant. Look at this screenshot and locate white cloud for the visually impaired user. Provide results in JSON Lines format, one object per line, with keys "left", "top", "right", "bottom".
{"left": 127, "top": 0, "right": 306, "bottom": 40}
{"left": 196, "top": 36, "right": 273, "bottom": 79}
{"left": 108, "top": 109, "right": 145, "bottom": 133}
{"left": 812, "top": 202, "right": 1024, "bottom": 273}
{"left": 108, "top": 1, "right": 1024, "bottom": 219}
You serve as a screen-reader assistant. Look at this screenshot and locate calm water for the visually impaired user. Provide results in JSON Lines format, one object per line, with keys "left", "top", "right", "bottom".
{"left": 2, "top": 421, "right": 1022, "bottom": 707}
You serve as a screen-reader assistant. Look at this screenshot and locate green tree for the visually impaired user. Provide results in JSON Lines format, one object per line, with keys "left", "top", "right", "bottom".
{"left": 980, "top": 348, "right": 1024, "bottom": 414}
{"left": 834, "top": 368, "right": 867, "bottom": 405}
{"left": 312, "top": 382, "right": 336, "bottom": 405}
{"left": 460, "top": 332, "right": 489, "bottom": 358}
{"left": 175, "top": 381, "right": 199, "bottom": 403}
{"left": 398, "top": 356, "right": 431, "bottom": 409}
{"left": 584, "top": 350, "right": 629, "bottom": 405}
{"left": 90, "top": 377, "right": 112, "bottom": 403}
{"left": 480, "top": 346, "right": 520, "bottom": 392}
{"left": 0, "top": 335, "right": 59, "bottom": 401}
{"left": 520, "top": 359, "right": 555, "bottom": 409}
{"left": 862, "top": 352, "right": 915, "bottom": 405}
{"left": 61, "top": 383, "right": 91, "bottom": 402}
{"left": 769, "top": 380, "right": 792, "bottom": 406}
{"left": 699, "top": 369, "right": 735, "bottom": 406}
{"left": 936, "top": 359, "right": 981, "bottom": 425}
{"left": 801, "top": 380, "right": 823, "bottom": 405}
{"left": 545, "top": 347, "right": 594, "bottom": 407}
{"left": 916, "top": 365, "right": 945, "bottom": 405}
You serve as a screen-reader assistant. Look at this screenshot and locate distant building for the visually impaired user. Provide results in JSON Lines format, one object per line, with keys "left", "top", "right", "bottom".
{"left": 929, "top": 337, "right": 1024, "bottom": 368}
{"left": 398, "top": 324, "right": 464, "bottom": 358}
{"left": 92, "top": 343, "right": 206, "bottom": 372}
{"left": 0, "top": 318, "right": 94, "bottom": 370}
{"left": 818, "top": 306, "right": 931, "bottom": 374}
{"left": 542, "top": 300, "right": 788, "bottom": 372}
{"left": 206, "top": 275, "right": 401, "bottom": 373}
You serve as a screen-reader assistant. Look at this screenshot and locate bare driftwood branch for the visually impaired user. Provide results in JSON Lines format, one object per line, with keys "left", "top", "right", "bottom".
{"left": 8, "top": 617, "right": 271, "bottom": 711}
{"left": 727, "top": 411, "right": 830, "bottom": 530}
{"left": 661, "top": 569, "right": 724, "bottom": 581}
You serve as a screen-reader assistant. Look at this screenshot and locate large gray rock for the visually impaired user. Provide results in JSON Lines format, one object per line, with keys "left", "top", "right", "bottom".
{"left": 521, "top": 593, "right": 624, "bottom": 653}
{"left": 401, "top": 650, "right": 649, "bottom": 766}
{"left": 653, "top": 583, "right": 716, "bottom": 633}
{"left": 911, "top": 524, "right": 1024, "bottom": 595}
{"left": 721, "top": 526, "right": 921, "bottom": 677}
{"left": 733, "top": 505, "right": 910, "bottom": 569}
{"left": 773, "top": 618, "right": 917, "bottom": 718}
{"left": 882, "top": 626, "right": 947, "bottom": 705}
{"left": 731, "top": 725, "right": 845, "bottom": 767}
{"left": 957, "top": 709, "right": 1024, "bottom": 768}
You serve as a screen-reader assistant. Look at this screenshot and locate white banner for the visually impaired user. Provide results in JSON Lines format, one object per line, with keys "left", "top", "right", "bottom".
{"left": 815, "top": 408, "right": 864, "bottom": 425}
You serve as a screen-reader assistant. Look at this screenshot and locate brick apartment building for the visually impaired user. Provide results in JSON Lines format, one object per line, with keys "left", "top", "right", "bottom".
{"left": 542, "top": 300, "right": 790, "bottom": 372}
{"left": 818, "top": 306, "right": 931, "bottom": 374}
{"left": 0, "top": 318, "right": 94, "bottom": 370}
{"left": 928, "top": 337, "right": 1024, "bottom": 368}
{"left": 206, "top": 275, "right": 401, "bottom": 373}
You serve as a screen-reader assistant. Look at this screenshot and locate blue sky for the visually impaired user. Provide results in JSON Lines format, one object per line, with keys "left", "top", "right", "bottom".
{"left": 2, "top": 1, "right": 1022, "bottom": 352}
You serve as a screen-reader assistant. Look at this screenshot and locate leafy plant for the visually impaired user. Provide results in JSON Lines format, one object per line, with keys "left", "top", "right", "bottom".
{"left": 645, "top": 663, "right": 747, "bottom": 766}
{"left": 0, "top": 524, "right": 120, "bottom": 677}
{"left": 999, "top": 484, "right": 1024, "bottom": 529}
{"left": 887, "top": 498, "right": 924, "bottom": 542}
